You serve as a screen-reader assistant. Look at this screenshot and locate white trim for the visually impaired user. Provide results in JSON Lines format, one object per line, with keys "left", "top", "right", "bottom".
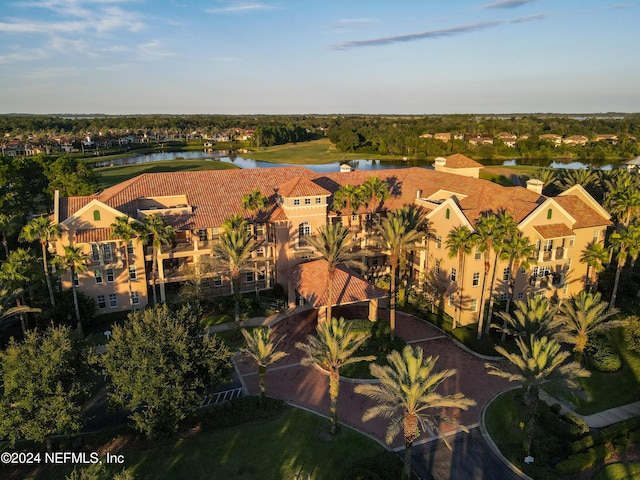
{"left": 518, "top": 198, "right": 577, "bottom": 231}
{"left": 60, "top": 199, "right": 127, "bottom": 227}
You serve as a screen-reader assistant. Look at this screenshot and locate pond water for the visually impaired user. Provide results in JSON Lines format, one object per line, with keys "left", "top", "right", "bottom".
{"left": 91, "top": 150, "right": 615, "bottom": 173}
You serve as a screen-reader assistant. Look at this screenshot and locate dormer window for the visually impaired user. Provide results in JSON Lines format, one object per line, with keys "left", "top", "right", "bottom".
{"left": 93, "top": 210, "right": 101, "bottom": 221}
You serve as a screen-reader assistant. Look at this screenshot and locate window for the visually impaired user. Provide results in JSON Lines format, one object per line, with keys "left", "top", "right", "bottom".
{"left": 448, "top": 294, "right": 455, "bottom": 307}
{"left": 246, "top": 271, "right": 255, "bottom": 283}
{"left": 244, "top": 223, "right": 252, "bottom": 234}
{"left": 536, "top": 239, "right": 541, "bottom": 251}
{"left": 129, "top": 266, "right": 137, "bottom": 279}
{"left": 102, "top": 244, "right": 113, "bottom": 262}
{"left": 256, "top": 247, "right": 265, "bottom": 257}
{"left": 533, "top": 266, "right": 539, "bottom": 277}
{"left": 91, "top": 244, "right": 100, "bottom": 262}
{"left": 517, "top": 292, "right": 524, "bottom": 300}
{"left": 255, "top": 224, "right": 265, "bottom": 235}
{"left": 445, "top": 208, "right": 450, "bottom": 219}
{"left": 95, "top": 270, "right": 103, "bottom": 284}
{"left": 93, "top": 210, "right": 101, "bottom": 221}
{"left": 472, "top": 272, "right": 480, "bottom": 287}
{"left": 293, "top": 199, "right": 300, "bottom": 206}
{"left": 434, "top": 260, "right": 440, "bottom": 274}
{"left": 127, "top": 241, "right": 134, "bottom": 256}
{"left": 503, "top": 267, "right": 511, "bottom": 281}
{"left": 569, "top": 236, "right": 575, "bottom": 247}
{"left": 475, "top": 248, "right": 482, "bottom": 260}
{"left": 258, "top": 271, "right": 265, "bottom": 281}
{"left": 131, "top": 291, "right": 140, "bottom": 305}
{"left": 499, "top": 293, "right": 508, "bottom": 301}
{"left": 105, "top": 268, "right": 114, "bottom": 283}
{"left": 97, "top": 295, "right": 106, "bottom": 309}
{"left": 73, "top": 272, "right": 79, "bottom": 287}
{"left": 470, "top": 299, "right": 478, "bottom": 312}
{"left": 593, "top": 230, "right": 600, "bottom": 242}
{"left": 109, "top": 293, "right": 118, "bottom": 308}
{"left": 547, "top": 208, "right": 553, "bottom": 220}
{"left": 315, "top": 197, "right": 322, "bottom": 204}
{"left": 198, "top": 229, "right": 208, "bottom": 241}
{"left": 544, "top": 239, "right": 554, "bottom": 252}
{"left": 298, "top": 222, "right": 310, "bottom": 238}
{"left": 213, "top": 276, "right": 222, "bottom": 287}
{"left": 305, "top": 198, "right": 311, "bottom": 205}
{"left": 450, "top": 267, "right": 457, "bottom": 282}
{"left": 435, "top": 235, "right": 442, "bottom": 249}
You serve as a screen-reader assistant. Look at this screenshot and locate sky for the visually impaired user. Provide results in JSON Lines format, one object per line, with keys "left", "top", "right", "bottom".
{"left": 0, "top": 0, "right": 638, "bottom": 115}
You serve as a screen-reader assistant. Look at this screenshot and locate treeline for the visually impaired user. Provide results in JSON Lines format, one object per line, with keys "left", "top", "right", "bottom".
{"left": 251, "top": 123, "right": 317, "bottom": 147}
{"left": 326, "top": 115, "right": 640, "bottom": 160}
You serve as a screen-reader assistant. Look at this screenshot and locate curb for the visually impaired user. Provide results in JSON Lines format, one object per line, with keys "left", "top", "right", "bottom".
{"left": 479, "top": 387, "right": 533, "bottom": 480}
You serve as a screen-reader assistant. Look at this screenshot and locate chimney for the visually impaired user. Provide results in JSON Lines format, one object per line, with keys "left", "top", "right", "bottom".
{"left": 339, "top": 163, "right": 353, "bottom": 173}
{"left": 416, "top": 190, "right": 422, "bottom": 199}
{"left": 526, "top": 179, "right": 544, "bottom": 195}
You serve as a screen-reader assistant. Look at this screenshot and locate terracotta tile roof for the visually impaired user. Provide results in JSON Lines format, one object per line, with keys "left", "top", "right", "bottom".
{"left": 534, "top": 224, "right": 575, "bottom": 239}
{"left": 276, "top": 176, "right": 331, "bottom": 197}
{"left": 75, "top": 227, "right": 113, "bottom": 243}
{"left": 59, "top": 196, "right": 96, "bottom": 220}
{"left": 290, "top": 260, "right": 387, "bottom": 308}
{"left": 444, "top": 153, "right": 484, "bottom": 169}
{"left": 553, "top": 196, "right": 612, "bottom": 229}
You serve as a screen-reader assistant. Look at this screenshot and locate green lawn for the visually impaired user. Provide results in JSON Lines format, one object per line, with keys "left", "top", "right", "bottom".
{"left": 24, "top": 407, "right": 385, "bottom": 480}
{"left": 543, "top": 328, "right": 640, "bottom": 415}
{"left": 96, "top": 159, "right": 239, "bottom": 188}
{"left": 243, "top": 138, "right": 407, "bottom": 164}
{"left": 594, "top": 462, "right": 640, "bottom": 480}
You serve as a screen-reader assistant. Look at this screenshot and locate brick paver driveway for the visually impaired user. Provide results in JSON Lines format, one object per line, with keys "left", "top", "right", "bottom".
{"left": 235, "top": 306, "right": 516, "bottom": 478}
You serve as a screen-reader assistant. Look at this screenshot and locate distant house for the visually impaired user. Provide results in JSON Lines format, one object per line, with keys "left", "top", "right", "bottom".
{"left": 434, "top": 133, "right": 451, "bottom": 142}
{"left": 624, "top": 156, "right": 640, "bottom": 172}
{"left": 433, "top": 153, "right": 484, "bottom": 178}
{"left": 539, "top": 134, "right": 562, "bottom": 146}
{"left": 596, "top": 134, "right": 618, "bottom": 144}
{"left": 563, "top": 135, "right": 589, "bottom": 146}
{"left": 468, "top": 136, "right": 494, "bottom": 146}
{"left": 419, "top": 133, "right": 433, "bottom": 139}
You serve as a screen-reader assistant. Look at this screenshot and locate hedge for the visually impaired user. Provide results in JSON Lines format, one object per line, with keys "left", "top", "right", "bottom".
{"left": 555, "top": 444, "right": 611, "bottom": 475}
{"left": 570, "top": 417, "right": 640, "bottom": 454}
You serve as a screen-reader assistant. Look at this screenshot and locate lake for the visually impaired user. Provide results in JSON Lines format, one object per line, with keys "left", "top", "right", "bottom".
{"left": 91, "top": 150, "right": 615, "bottom": 173}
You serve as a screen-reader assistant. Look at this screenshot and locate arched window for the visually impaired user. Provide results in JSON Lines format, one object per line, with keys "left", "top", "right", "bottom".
{"left": 93, "top": 210, "right": 101, "bottom": 221}
{"left": 298, "top": 222, "right": 310, "bottom": 238}
{"left": 445, "top": 208, "right": 450, "bottom": 219}
{"left": 547, "top": 208, "right": 552, "bottom": 220}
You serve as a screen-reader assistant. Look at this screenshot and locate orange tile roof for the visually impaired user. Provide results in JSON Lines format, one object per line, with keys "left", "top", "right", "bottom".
{"left": 534, "top": 224, "right": 575, "bottom": 239}
{"left": 276, "top": 176, "right": 331, "bottom": 197}
{"left": 444, "top": 153, "right": 484, "bottom": 169}
{"left": 290, "top": 260, "right": 388, "bottom": 308}
{"left": 75, "top": 227, "right": 113, "bottom": 243}
{"left": 554, "top": 196, "right": 612, "bottom": 229}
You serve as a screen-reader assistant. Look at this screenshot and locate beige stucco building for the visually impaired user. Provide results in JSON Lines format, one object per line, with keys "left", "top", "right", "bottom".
{"left": 54, "top": 155, "right": 611, "bottom": 326}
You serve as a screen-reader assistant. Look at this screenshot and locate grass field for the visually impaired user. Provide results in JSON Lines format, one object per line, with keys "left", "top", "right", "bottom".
{"left": 96, "top": 159, "right": 239, "bottom": 188}
{"left": 17, "top": 407, "right": 385, "bottom": 480}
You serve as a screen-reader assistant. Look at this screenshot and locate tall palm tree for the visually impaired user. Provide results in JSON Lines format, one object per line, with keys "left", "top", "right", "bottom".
{"left": 296, "top": 317, "right": 375, "bottom": 435}
{"left": 0, "top": 287, "right": 40, "bottom": 327}
{"left": 608, "top": 222, "right": 640, "bottom": 311}
{"left": 501, "top": 232, "right": 537, "bottom": 315}
{"left": 0, "top": 249, "right": 38, "bottom": 334}
{"left": 305, "top": 222, "right": 363, "bottom": 324}
{"left": 376, "top": 212, "right": 423, "bottom": 338}
{"left": 332, "top": 184, "right": 363, "bottom": 229}
{"left": 52, "top": 244, "right": 88, "bottom": 334}
{"left": 445, "top": 225, "right": 476, "bottom": 329}
{"left": 19, "top": 216, "right": 62, "bottom": 307}
{"left": 212, "top": 222, "right": 257, "bottom": 327}
{"left": 474, "top": 214, "right": 501, "bottom": 338}
{"left": 110, "top": 216, "right": 144, "bottom": 312}
{"left": 531, "top": 168, "right": 556, "bottom": 193}
{"left": 221, "top": 213, "right": 246, "bottom": 232}
{"left": 360, "top": 176, "right": 390, "bottom": 234}
{"left": 355, "top": 345, "right": 476, "bottom": 480}
{"left": 484, "top": 212, "right": 518, "bottom": 334}
{"left": 556, "top": 291, "right": 626, "bottom": 363}
{"left": 0, "top": 213, "right": 20, "bottom": 259}
{"left": 240, "top": 327, "right": 288, "bottom": 406}
{"left": 140, "top": 214, "right": 175, "bottom": 304}
{"left": 580, "top": 240, "right": 609, "bottom": 293}
{"left": 555, "top": 168, "right": 598, "bottom": 191}
{"left": 395, "top": 205, "right": 429, "bottom": 286}
{"left": 241, "top": 189, "right": 269, "bottom": 225}
{"left": 604, "top": 171, "right": 640, "bottom": 227}
{"left": 495, "top": 296, "right": 562, "bottom": 340}
{"left": 486, "top": 336, "right": 590, "bottom": 458}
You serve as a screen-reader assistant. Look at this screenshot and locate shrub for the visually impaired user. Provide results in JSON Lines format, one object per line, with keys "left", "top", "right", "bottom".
{"left": 555, "top": 444, "right": 611, "bottom": 475}
{"left": 624, "top": 315, "right": 640, "bottom": 353}
{"left": 563, "top": 413, "right": 590, "bottom": 437}
{"left": 585, "top": 335, "right": 622, "bottom": 372}
{"left": 199, "top": 396, "right": 288, "bottom": 431}
{"left": 570, "top": 416, "right": 640, "bottom": 454}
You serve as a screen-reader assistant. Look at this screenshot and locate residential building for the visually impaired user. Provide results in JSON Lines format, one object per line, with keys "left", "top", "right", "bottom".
{"left": 54, "top": 158, "right": 611, "bottom": 326}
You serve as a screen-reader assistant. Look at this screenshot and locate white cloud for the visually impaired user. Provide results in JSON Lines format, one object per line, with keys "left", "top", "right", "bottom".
{"left": 206, "top": 1, "right": 277, "bottom": 14}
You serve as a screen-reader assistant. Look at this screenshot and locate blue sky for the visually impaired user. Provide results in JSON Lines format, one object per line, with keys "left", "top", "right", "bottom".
{"left": 0, "top": 0, "right": 638, "bottom": 114}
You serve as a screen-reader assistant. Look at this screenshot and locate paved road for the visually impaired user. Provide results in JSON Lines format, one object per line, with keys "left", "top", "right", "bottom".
{"left": 411, "top": 428, "right": 522, "bottom": 480}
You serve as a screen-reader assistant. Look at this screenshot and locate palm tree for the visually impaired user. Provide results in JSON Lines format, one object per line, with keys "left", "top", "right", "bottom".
{"left": 360, "top": 176, "right": 390, "bottom": 234}
{"left": 0, "top": 213, "right": 20, "bottom": 259}
{"left": 486, "top": 336, "right": 590, "bottom": 458}
{"left": 556, "top": 291, "right": 626, "bottom": 363}
{"left": 531, "top": 169, "right": 556, "bottom": 192}
{"left": 555, "top": 168, "right": 597, "bottom": 191}
{"left": 474, "top": 214, "right": 501, "bottom": 338}
{"left": 296, "top": 317, "right": 375, "bottom": 435}
{"left": 0, "top": 248, "right": 38, "bottom": 334}
{"left": 52, "top": 244, "right": 88, "bottom": 334}
{"left": 495, "top": 296, "right": 562, "bottom": 340}
{"left": 240, "top": 327, "right": 288, "bottom": 406}
{"left": 395, "top": 205, "right": 429, "bottom": 286}
{"left": 221, "top": 213, "right": 246, "bottom": 231}
{"left": 19, "top": 216, "right": 62, "bottom": 307}
{"left": 110, "top": 216, "right": 144, "bottom": 312}
{"left": 140, "top": 214, "right": 175, "bottom": 304}
{"left": 305, "top": 222, "right": 363, "bottom": 324}
{"left": 604, "top": 171, "right": 640, "bottom": 227}
{"left": 376, "top": 212, "right": 423, "bottom": 338}
{"left": 212, "top": 222, "right": 257, "bottom": 327}
{"left": 355, "top": 345, "right": 476, "bottom": 479}
{"left": 446, "top": 225, "right": 476, "bottom": 329}
{"left": 332, "top": 184, "right": 363, "bottom": 229}
{"left": 608, "top": 222, "right": 640, "bottom": 311}
{"left": 484, "top": 212, "right": 518, "bottom": 334}
{"left": 0, "top": 287, "right": 40, "bottom": 327}
{"left": 580, "top": 241, "right": 609, "bottom": 293}
{"left": 241, "top": 189, "right": 269, "bottom": 225}
{"left": 501, "top": 232, "right": 537, "bottom": 315}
